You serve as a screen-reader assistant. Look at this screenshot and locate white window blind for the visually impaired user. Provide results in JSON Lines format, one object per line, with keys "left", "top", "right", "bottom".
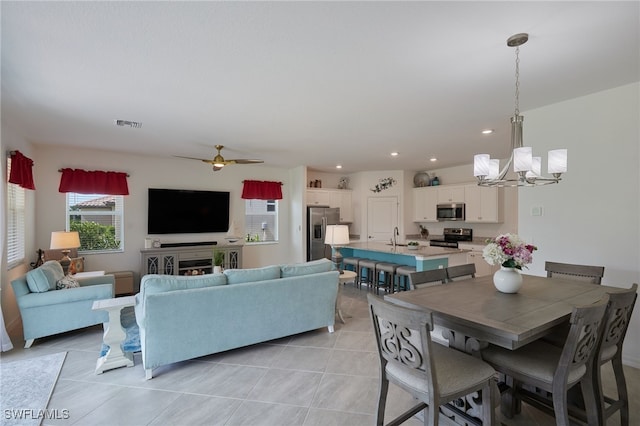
{"left": 7, "top": 158, "right": 26, "bottom": 268}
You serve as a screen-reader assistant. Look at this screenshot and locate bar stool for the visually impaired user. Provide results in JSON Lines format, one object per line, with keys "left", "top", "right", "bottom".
{"left": 343, "top": 257, "right": 363, "bottom": 287}
{"left": 374, "top": 262, "right": 401, "bottom": 294}
{"left": 358, "top": 259, "right": 378, "bottom": 291}
{"left": 395, "top": 265, "right": 416, "bottom": 292}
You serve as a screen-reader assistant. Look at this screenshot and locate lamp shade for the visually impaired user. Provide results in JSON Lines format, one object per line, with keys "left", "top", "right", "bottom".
{"left": 473, "top": 154, "right": 490, "bottom": 177}
{"left": 324, "top": 225, "right": 350, "bottom": 246}
{"left": 50, "top": 231, "right": 81, "bottom": 250}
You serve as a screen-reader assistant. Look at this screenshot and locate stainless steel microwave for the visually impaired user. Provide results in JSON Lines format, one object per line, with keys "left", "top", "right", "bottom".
{"left": 437, "top": 203, "right": 465, "bottom": 221}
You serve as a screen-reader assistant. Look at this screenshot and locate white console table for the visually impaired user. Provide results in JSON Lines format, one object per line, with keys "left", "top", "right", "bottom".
{"left": 92, "top": 295, "right": 136, "bottom": 374}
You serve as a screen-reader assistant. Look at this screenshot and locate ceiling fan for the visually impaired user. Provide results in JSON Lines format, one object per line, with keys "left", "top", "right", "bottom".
{"left": 177, "top": 145, "right": 264, "bottom": 171}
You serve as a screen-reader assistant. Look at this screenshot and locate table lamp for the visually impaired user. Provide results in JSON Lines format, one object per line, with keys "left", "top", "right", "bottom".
{"left": 324, "top": 225, "right": 350, "bottom": 273}
{"left": 50, "top": 231, "right": 81, "bottom": 275}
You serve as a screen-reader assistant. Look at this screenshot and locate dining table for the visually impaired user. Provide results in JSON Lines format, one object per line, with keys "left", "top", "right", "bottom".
{"left": 384, "top": 273, "right": 625, "bottom": 424}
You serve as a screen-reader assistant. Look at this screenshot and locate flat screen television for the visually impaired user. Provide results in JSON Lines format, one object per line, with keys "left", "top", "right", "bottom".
{"left": 147, "top": 188, "right": 230, "bottom": 234}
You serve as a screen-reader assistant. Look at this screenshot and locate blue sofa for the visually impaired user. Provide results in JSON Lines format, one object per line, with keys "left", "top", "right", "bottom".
{"left": 135, "top": 258, "right": 339, "bottom": 379}
{"left": 11, "top": 260, "right": 115, "bottom": 348}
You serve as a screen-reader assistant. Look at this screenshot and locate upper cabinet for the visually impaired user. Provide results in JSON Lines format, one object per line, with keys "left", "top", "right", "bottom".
{"left": 307, "top": 188, "right": 353, "bottom": 223}
{"left": 464, "top": 184, "right": 503, "bottom": 223}
{"left": 436, "top": 185, "right": 465, "bottom": 203}
{"left": 412, "top": 183, "right": 504, "bottom": 223}
{"left": 307, "top": 189, "right": 332, "bottom": 206}
{"left": 412, "top": 187, "right": 438, "bottom": 222}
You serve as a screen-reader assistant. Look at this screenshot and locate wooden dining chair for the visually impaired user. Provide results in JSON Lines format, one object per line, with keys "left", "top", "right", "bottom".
{"left": 481, "top": 296, "right": 609, "bottom": 426}
{"left": 544, "top": 261, "right": 605, "bottom": 284}
{"left": 367, "top": 294, "right": 496, "bottom": 426}
{"left": 445, "top": 263, "right": 476, "bottom": 282}
{"left": 408, "top": 269, "right": 447, "bottom": 290}
{"left": 590, "top": 283, "right": 637, "bottom": 426}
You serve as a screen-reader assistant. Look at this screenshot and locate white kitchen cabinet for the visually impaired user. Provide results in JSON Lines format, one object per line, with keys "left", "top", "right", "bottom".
{"left": 330, "top": 190, "right": 353, "bottom": 223}
{"left": 459, "top": 244, "right": 498, "bottom": 277}
{"left": 412, "top": 187, "right": 438, "bottom": 222}
{"left": 306, "top": 189, "right": 331, "bottom": 206}
{"left": 307, "top": 188, "right": 353, "bottom": 223}
{"left": 436, "top": 185, "right": 465, "bottom": 203}
{"left": 464, "top": 185, "right": 502, "bottom": 223}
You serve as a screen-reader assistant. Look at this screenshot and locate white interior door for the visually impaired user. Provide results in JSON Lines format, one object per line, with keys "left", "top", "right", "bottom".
{"left": 367, "top": 196, "right": 398, "bottom": 242}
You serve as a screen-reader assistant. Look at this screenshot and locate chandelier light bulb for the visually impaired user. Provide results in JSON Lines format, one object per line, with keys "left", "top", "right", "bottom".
{"left": 488, "top": 159, "right": 500, "bottom": 179}
{"left": 474, "top": 154, "right": 490, "bottom": 177}
{"left": 526, "top": 157, "right": 541, "bottom": 178}
{"left": 513, "top": 147, "right": 532, "bottom": 172}
{"left": 548, "top": 149, "right": 568, "bottom": 174}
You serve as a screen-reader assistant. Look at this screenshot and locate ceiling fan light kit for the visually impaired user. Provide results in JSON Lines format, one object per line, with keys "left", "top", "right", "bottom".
{"left": 473, "top": 33, "right": 568, "bottom": 187}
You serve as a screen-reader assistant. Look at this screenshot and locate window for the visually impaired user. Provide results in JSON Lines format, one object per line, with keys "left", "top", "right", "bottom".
{"left": 7, "top": 159, "right": 26, "bottom": 268}
{"left": 245, "top": 199, "right": 278, "bottom": 242}
{"left": 66, "top": 193, "right": 124, "bottom": 252}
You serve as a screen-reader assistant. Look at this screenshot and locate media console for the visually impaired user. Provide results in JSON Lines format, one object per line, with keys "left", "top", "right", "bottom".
{"left": 140, "top": 244, "right": 242, "bottom": 276}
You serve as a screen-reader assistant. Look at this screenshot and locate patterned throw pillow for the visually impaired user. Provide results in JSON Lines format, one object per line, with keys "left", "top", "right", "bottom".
{"left": 68, "top": 257, "right": 85, "bottom": 274}
{"left": 56, "top": 275, "right": 80, "bottom": 290}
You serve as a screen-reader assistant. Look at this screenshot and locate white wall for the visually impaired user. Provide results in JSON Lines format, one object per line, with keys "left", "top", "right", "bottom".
{"left": 518, "top": 82, "right": 640, "bottom": 367}
{"left": 30, "top": 145, "right": 297, "bottom": 278}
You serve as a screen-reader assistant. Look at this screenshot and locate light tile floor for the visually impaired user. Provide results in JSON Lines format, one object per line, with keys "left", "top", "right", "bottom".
{"left": 2, "top": 283, "right": 638, "bottom": 425}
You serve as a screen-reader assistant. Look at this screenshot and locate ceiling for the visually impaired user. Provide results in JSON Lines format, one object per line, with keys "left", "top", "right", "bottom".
{"left": 2, "top": 1, "right": 638, "bottom": 174}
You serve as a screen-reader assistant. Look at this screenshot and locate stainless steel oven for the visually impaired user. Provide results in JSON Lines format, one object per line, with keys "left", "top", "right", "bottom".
{"left": 436, "top": 203, "right": 465, "bottom": 221}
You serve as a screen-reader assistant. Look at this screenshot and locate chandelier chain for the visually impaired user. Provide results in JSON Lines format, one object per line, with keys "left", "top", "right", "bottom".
{"left": 514, "top": 46, "right": 520, "bottom": 115}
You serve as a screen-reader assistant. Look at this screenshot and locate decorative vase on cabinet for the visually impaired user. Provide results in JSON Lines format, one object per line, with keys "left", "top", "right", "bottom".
{"left": 493, "top": 267, "right": 523, "bottom": 293}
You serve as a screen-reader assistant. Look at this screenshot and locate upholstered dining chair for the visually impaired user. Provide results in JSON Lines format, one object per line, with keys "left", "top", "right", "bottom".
{"left": 367, "top": 294, "right": 496, "bottom": 426}
{"left": 408, "top": 269, "right": 447, "bottom": 291}
{"left": 445, "top": 263, "right": 476, "bottom": 282}
{"left": 545, "top": 261, "right": 605, "bottom": 284}
{"left": 590, "top": 283, "right": 637, "bottom": 426}
{"left": 481, "top": 296, "right": 609, "bottom": 426}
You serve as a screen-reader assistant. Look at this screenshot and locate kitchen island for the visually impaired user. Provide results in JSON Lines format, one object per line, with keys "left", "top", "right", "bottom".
{"left": 340, "top": 242, "right": 469, "bottom": 272}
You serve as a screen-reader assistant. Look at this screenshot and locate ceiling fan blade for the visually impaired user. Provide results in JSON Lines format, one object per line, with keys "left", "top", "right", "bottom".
{"left": 231, "top": 159, "right": 264, "bottom": 164}
{"left": 174, "top": 155, "right": 216, "bottom": 164}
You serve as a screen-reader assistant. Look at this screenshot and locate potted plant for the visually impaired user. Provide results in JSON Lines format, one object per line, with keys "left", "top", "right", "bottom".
{"left": 213, "top": 250, "right": 225, "bottom": 274}
{"left": 407, "top": 241, "right": 419, "bottom": 250}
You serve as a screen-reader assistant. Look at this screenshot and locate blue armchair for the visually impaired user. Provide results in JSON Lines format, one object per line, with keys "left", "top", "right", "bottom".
{"left": 11, "top": 261, "right": 114, "bottom": 348}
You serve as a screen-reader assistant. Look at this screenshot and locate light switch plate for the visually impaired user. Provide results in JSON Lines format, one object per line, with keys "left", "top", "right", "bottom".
{"left": 531, "top": 206, "right": 543, "bottom": 216}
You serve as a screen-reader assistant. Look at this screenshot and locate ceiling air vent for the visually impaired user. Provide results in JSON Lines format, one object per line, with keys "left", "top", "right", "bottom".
{"left": 114, "top": 119, "right": 143, "bottom": 128}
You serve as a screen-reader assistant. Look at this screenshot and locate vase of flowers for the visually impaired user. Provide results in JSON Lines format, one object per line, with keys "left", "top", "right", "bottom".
{"left": 483, "top": 234, "right": 537, "bottom": 293}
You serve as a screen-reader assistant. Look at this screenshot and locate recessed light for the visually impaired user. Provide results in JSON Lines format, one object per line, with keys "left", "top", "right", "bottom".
{"left": 336, "top": 164, "right": 342, "bottom": 169}
{"left": 391, "top": 152, "right": 399, "bottom": 157}
{"left": 481, "top": 129, "right": 494, "bottom": 134}
{"left": 430, "top": 157, "right": 437, "bottom": 162}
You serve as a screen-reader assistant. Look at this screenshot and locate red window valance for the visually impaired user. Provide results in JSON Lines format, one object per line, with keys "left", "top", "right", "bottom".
{"left": 58, "top": 168, "right": 129, "bottom": 195}
{"left": 8, "top": 151, "right": 36, "bottom": 190}
{"left": 241, "top": 180, "right": 283, "bottom": 200}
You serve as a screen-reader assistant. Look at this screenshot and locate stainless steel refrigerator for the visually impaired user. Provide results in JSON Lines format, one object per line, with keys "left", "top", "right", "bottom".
{"left": 307, "top": 206, "right": 341, "bottom": 261}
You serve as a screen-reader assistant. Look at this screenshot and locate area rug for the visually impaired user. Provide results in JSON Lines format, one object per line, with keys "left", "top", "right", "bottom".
{"left": 99, "top": 306, "right": 140, "bottom": 357}
{"left": 0, "top": 351, "right": 67, "bottom": 426}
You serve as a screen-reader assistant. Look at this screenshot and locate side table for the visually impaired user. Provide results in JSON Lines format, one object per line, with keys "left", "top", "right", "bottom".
{"left": 92, "top": 295, "right": 136, "bottom": 374}
{"left": 337, "top": 270, "right": 357, "bottom": 323}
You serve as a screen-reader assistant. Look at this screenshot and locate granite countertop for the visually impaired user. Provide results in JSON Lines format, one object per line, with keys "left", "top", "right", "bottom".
{"left": 345, "top": 241, "right": 468, "bottom": 257}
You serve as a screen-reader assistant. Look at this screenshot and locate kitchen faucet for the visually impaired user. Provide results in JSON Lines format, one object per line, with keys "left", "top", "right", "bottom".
{"left": 392, "top": 226, "right": 399, "bottom": 248}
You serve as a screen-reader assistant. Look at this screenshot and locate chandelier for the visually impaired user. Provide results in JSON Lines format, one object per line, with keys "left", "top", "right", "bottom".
{"left": 473, "top": 33, "right": 567, "bottom": 187}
